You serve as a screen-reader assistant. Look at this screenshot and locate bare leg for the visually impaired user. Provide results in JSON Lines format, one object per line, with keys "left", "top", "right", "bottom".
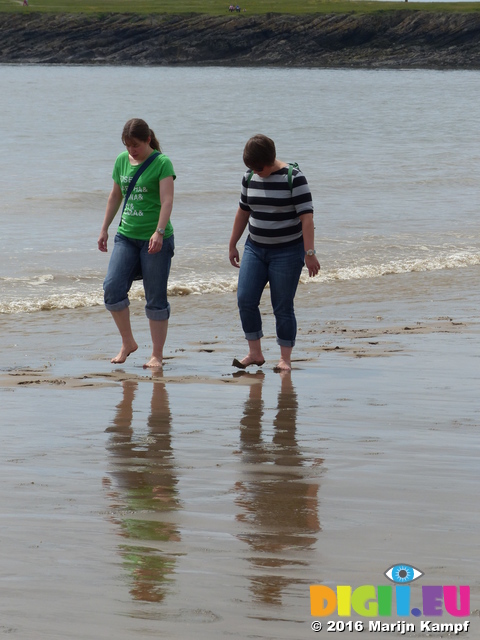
{"left": 234, "top": 338, "right": 265, "bottom": 368}
{"left": 144, "top": 318, "right": 168, "bottom": 369}
{"left": 275, "top": 345, "right": 292, "bottom": 372}
{"left": 110, "top": 308, "right": 138, "bottom": 364}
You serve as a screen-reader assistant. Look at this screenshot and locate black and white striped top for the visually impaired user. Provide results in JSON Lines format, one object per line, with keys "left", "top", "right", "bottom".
{"left": 239, "top": 165, "right": 314, "bottom": 248}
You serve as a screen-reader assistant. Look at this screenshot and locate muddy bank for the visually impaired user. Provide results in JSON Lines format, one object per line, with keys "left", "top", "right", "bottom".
{"left": 1, "top": 11, "right": 480, "bottom": 68}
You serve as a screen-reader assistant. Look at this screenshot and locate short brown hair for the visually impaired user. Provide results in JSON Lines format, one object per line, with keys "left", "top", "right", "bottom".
{"left": 243, "top": 134, "right": 276, "bottom": 171}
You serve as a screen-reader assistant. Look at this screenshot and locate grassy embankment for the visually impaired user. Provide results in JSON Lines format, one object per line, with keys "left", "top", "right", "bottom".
{"left": 2, "top": 0, "right": 480, "bottom": 14}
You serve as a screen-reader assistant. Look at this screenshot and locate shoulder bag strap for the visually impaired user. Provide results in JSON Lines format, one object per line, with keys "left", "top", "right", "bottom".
{"left": 288, "top": 162, "right": 299, "bottom": 191}
{"left": 119, "top": 151, "right": 161, "bottom": 225}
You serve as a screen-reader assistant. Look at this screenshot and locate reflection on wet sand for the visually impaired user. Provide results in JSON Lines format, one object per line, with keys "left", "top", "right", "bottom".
{"left": 235, "top": 372, "right": 323, "bottom": 606}
{"left": 104, "top": 375, "right": 180, "bottom": 602}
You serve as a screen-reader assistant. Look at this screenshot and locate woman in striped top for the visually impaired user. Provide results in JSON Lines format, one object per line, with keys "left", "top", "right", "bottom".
{"left": 229, "top": 134, "right": 320, "bottom": 373}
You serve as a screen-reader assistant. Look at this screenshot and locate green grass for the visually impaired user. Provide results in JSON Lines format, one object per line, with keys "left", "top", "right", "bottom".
{"left": 3, "top": 0, "right": 480, "bottom": 14}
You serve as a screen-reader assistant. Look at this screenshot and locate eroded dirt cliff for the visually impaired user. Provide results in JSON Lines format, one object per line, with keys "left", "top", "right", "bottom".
{"left": 1, "top": 11, "right": 480, "bottom": 68}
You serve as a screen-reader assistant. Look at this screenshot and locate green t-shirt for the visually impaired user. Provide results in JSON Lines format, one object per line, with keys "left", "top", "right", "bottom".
{"left": 113, "top": 150, "right": 176, "bottom": 241}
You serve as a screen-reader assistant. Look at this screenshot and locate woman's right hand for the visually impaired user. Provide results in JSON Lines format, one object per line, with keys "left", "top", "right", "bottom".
{"left": 229, "top": 208, "right": 250, "bottom": 268}
{"left": 98, "top": 230, "right": 108, "bottom": 252}
{"left": 98, "top": 182, "right": 122, "bottom": 253}
{"left": 229, "top": 246, "right": 240, "bottom": 268}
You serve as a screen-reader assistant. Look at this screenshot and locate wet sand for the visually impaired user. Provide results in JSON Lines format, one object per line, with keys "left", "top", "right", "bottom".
{"left": 1, "top": 272, "right": 479, "bottom": 638}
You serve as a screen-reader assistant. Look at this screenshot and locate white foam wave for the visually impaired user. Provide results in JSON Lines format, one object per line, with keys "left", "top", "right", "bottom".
{"left": 0, "top": 274, "right": 55, "bottom": 286}
{"left": 169, "top": 277, "right": 236, "bottom": 296}
{"left": 0, "top": 277, "right": 238, "bottom": 314}
{"left": 301, "top": 251, "right": 480, "bottom": 284}
{"left": 0, "top": 292, "right": 106, "bottom": 314}
{"left": 0, "top": 251, "right": 478, "bottom": 314}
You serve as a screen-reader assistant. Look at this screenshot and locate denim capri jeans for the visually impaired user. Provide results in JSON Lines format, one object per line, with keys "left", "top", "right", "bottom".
{"left": 103, "top": 233, "right": 174, "bottom": 321}
{"left": 237, "top": 238, "right": 305, "bottom": 348}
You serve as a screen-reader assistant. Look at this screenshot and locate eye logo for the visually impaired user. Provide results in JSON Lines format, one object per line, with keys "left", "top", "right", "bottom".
{"left": 384, "top": 564, "right": 424, "bottom": 584}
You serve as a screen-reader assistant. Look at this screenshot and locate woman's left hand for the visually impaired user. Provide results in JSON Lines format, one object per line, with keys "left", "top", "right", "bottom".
{"left": 305, "top": 254, "right": 320, "bottom": 277}
{"left": 148, "top": 231, "right": 164, "bottom": 254}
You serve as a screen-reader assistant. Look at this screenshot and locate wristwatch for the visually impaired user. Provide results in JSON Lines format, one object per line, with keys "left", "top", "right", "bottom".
{"left": 306, "top": 249, "right": 316, "bottom": 256}
{"left": 156, "top": 227, "right": 165, "bottom": 235}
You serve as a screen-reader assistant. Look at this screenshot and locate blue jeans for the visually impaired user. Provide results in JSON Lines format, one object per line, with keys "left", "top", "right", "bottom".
{"left": 103, "top": 233, "right": 174, "bottom": 321}
{"left": 237, "top": 238, "right": 305, "bottom": 348}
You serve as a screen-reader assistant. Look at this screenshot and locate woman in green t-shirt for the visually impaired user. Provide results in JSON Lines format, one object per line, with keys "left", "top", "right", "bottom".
{"left": 98, "top": 118, "right": 176, "bottom": 369}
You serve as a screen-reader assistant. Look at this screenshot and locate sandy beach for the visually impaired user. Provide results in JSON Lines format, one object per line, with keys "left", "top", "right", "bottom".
{"left": 1, "top": 265, "right": 479, "bottom": 639}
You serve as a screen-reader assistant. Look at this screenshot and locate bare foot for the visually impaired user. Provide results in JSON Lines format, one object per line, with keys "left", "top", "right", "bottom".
{"left": 143, "top": 355, "right": 163, "bottom": 369}
{"left": 273, "top": 358, "right": 291, "bottom": 372}
{"left": 111, "top": 342, "right": 138, "bottom": 364}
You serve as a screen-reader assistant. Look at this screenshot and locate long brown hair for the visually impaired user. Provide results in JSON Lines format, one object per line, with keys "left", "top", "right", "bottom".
{"left": 122, "top": 118, "right": 161, "bottom": 152}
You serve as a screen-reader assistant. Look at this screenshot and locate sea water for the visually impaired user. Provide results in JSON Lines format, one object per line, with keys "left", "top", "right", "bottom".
{"left": 1, "top": 65, "right": 479, "bottom": 315}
